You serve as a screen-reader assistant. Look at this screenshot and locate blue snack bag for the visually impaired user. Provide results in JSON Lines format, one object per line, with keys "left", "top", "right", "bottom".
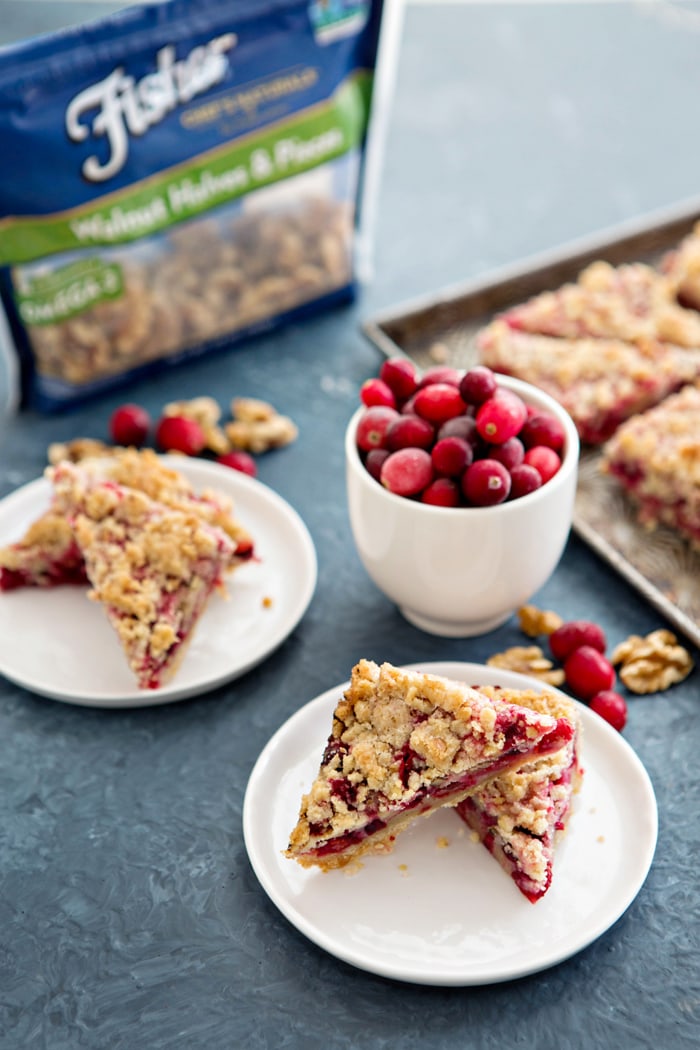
{"left": 0, "top": 0, "right": 396, "bottom": 411}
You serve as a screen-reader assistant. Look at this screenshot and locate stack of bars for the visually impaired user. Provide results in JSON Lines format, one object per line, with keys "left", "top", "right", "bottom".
{"left": 476, "top": 223, "right": 700, "bottom": 547}
{"left": 0, "top": 448, "right": 254, "bottom": 689}
{"left": 286, "top": 660, "right": 583, "bottom": 903}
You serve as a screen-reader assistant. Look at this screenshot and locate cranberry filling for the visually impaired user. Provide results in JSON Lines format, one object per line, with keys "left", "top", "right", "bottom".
{"left": 308, "top": 718, "right": 573, "bottom": 859}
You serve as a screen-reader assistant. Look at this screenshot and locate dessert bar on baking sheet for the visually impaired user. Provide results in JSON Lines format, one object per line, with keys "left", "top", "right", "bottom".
{"left": 362, "top": 196, "right": 700, "bottom": 649}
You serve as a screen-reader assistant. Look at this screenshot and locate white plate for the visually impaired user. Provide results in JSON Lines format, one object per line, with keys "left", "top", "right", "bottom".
{"left": 243, "top": 661, "right": 658, "bottom": 986}
{"left": 0, "top": 457, "right": 317, "bottom": 707}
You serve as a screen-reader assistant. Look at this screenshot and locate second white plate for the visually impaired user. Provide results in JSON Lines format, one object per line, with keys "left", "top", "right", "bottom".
{"left": 0, "top": 457, "right": 317, "bottom": 707}
{"left": 243, "top": 661, "right": 658, "bottom": 985}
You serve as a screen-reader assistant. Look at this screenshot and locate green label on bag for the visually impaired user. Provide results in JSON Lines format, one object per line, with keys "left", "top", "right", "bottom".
{"left": 0, "top": 72, "right": 371, "bottom": 266}
{"left": 15, "top": 258, "right": 124, "bottom": 325}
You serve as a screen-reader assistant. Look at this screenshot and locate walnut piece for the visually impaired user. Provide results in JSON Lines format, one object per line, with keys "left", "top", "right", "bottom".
{"left": 486, "top": 645, "right": 565, "bottom": 686}
{"left": 225, "top": 398, "right": 298, "bottom": 453}
{"left": 517, "top": 604, "right": 564, "bottom": 638}
{"left": 610, "top": 629, "right": 694, "bottom": 694}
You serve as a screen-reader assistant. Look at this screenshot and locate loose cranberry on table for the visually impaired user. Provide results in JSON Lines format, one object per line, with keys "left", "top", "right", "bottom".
{"left": 563, "top": 645, "right": 616, "bottom": 701}
{"left": 216, "top": 450, "right": 257, "bottom": 477}
{"left": 549, "top": 619, "right": 607, "bottom": 663}
{"left": 155, "top": 414, "right": 207, "bottom": 456}
{"left": 110, "top": 403, "right": 151, "bottom": 446}
{"left": 354, "top": 360, "right": 567, "bottom": 507}
{"left": 589, "top": 690, "right": 628, "bottom": 732}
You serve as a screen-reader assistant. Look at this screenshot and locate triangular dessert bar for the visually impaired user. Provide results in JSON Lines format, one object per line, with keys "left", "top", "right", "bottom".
{"left": 0, "top": 448, "right": 253, "bottom": 591}
{"left": 50, "top": 460, "right": 238, "bottom": 689}
{"left": 285, "top": 661, "right": 575, "bottom": 871}
{"left": 455, "top": 685, "right": 583, "bottom": 903}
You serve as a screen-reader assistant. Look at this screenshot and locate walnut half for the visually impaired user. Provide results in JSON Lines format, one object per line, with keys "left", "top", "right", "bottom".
{"left": 611, "top": 629, "right": 694, "bottom": 694}
{"left": 486, "top": 645, "right": 565, "bottom": 686}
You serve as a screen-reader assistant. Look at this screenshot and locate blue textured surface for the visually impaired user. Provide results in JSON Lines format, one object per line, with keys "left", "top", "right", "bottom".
{"left": 1, "top": 3, "right": 700, "bottom": 1048}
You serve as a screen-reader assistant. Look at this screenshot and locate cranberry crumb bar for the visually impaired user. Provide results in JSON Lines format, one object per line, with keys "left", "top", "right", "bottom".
{"left": 601, "top": 381, "right": 700, "bottom": 550}
{"left": 477, "top": 319, "right": 700, "bottom": 444}
{"left": 455, "top": 685, "right": 582, "bottom": 903}
{"left": 50, "top": 460, "right": 238, "bottom": 689}
{"left": 499, "top": 261, "right": 700, "bottom": 348}
{"left": 0, "top": 448, "right": 253, "bottom": 591}
{"left": 285, "top": 660, "right": 575, "bottom": 872}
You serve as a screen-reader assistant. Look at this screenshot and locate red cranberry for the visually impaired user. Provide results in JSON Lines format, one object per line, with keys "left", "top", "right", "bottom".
{"left": 589, "top": 690, "right": 628, "bottom": 732}
{"left": 431, "top": 436, "right": 473, "bottom": 477}
{"left": 413, "top": 383, "right": 466, "bottom": 424}
{"left": 356, "top": 406, "right": 399, "bottom": 452}
{"left": 459, "top": 366, "right": 498, "bottom": 406}
{"left": 486, "top": 436, "right": 524, "bottom": 470}
{"left": 110, "top": 403, "right": 150, "bottom": 446}
{"left": 155, "top": 415, "right": 206, "bottom": 456}
{"left": 380, "top": 448, "right": 433, "bottom": 497}
{"left": 421, "top": 477, "right": 461, "bottom": 506}
{"left": 508, "top": 463, "right": 543, "bottom": 500}
{"left": 437, "top": 415, "right": 478, "bottom": 445}
{"left": 461, "top": 458, "right": 511, "bottom": 506}
{"left": 360, "top": 378, "right": 397, "bottom": 409}
{"left": 379, "top": 357, "right": 419, "bottom": 402}
{"left": 386, "top": 414, "right": 434, "bottom": 451}
{"left": 549, "top": 620, "right": 607, "bottom": 663}
{"left": 523, "top": 445, "right": 562, "bottom": 483}
{"left": 365, "top": 448, "right": 390, "bottom": 481}
{"left": 520, "top": 412, "right": 566, "bottom": 451}
{"left": 476, "top": 391, "right": 528, "bottom": 444}
{"left": 216, "top": 450, "right": 257, "bottom": 477}
{"left": 418, "top": 365, "right": 462, "bottom": 388}
{"left": 564, "top": 646, "right": 616, "bottom": 700}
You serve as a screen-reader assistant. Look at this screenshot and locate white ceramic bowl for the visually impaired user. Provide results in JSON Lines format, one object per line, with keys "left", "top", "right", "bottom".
{"left": 345, "top": 374, "right": 580, "bottom": 637}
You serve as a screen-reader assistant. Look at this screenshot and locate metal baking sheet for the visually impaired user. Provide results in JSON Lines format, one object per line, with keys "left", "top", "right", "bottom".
{"left": 363, "top": 196, "right": 700, "bottom": 649}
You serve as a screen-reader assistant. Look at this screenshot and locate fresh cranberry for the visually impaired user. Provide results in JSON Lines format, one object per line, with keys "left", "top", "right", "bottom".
{"left": 386, "top": 414, "right": 434, "bottom": 451}
{"left": 379, "top": 357, "right": 419, "bottom": 402}
{"left": 413, "top": 383, "right": 466, "bottom": 424}
{"left": 549, "top": 620, "right": 607, "bottom": 663}
{"left": 459, "top": 366, "right": 498, "bottom": 406}
{"left": 524, "top": 445, "right": 562, "bottom": 483}
{"left": 155, "top": 415, "right": 206, "bottom": 456}
{"left": 520, "top": 412, "right": 566, "bottom": 452}
{"left": 400, "top": 392, "right": 419, "bottom": 415}
{"left": 461, "top": 458, "right": 511, "bottom": 506}
{"left": 476, "top": 391, "right": 528, "bottom": 444}
{"left": 380, "top": 448, "right": 433, "bottom": 497}
{"left": 589, "top": 690, "right": 628, "bottom": 732}
{"left": 356, "top": 406, "right": 399, "bottom": 452}
{"left": 564, "top": 646, "right": 616, "bottom": 700}
{"left": 365, "top": 448, "right": 390, "bottom": 481}
{"left": 110, "top": 403, "right": 151, "bottom": 446}
{"left": 486, "top": 436, "right": 524, "bottom": 470}
{"left": 431, "top": 436, "right": 473, "bottom": 476}
{"left": 418, "top": 365, "right": 462, "bottom": 388}
{"left": 216, "top": 450, "right": 257, "bottom": 477}
{"left": 437, "top": 415, "right": 479, "bottom": 445}
{"left": 360, "top": 377, "right": 397, "bottom": 409}
{"left": 421, "top": 477, "right": 461, "bottom": 506}
{"left": 508, "top": 463, "right": 543, "bottom": 500}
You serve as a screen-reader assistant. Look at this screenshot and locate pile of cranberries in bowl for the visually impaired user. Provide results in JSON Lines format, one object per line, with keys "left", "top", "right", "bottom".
{"left": 355, "top": 358, "right": 567, "bottom": 507}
